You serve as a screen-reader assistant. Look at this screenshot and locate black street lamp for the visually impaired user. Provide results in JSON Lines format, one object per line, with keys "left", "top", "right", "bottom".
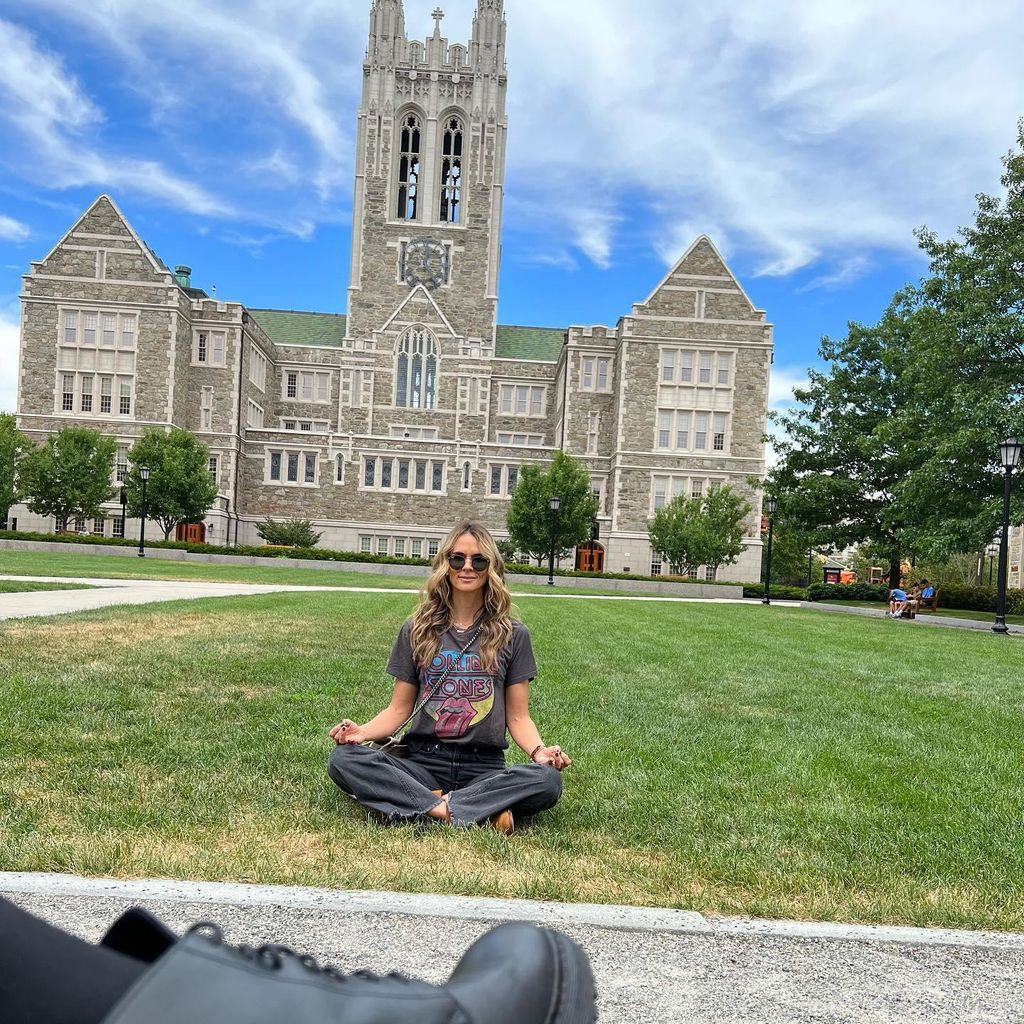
{"left": 762, "top": 495, "right": 779, "bottom": 606}
{"left": 993, "top": 438, "right": 1021, "bottom": 635}
{"left": 138, "top": 465, "right": 151, "bottom": 558}
{"left": 547, "top": 495, "right": 561, "bottom": 586}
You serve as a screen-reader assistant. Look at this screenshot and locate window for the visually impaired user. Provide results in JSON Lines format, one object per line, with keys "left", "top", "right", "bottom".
{"left": 270, "top": 453, "right": 282, "bottom": 482}
{"left": 390, "top": 425, "right": 439, "bottom": 440}
{"left": 658, "top": 411, "right": 671, "bottom": 449}
{"left": 498, "top": 384, "right": 546, "bottom": 419}
{"left": 652, "top": 475, "right": 696, "bottom": 512}
{"left": 83, "top": 313, "right": 97, "bottom": 346}
{"left": 363, "top": 456, "right": 446, "bottom": 494}
{"left": 64, "top": 311, "right": 78, "bottom": 344}
{"left": 249, "top": 348, "right": 268, "bottom": 391}
{"left": 488, "top": 464, "right": 521, "bottom": 498}
{"left": 359, "top": 535, "right": 372, "bottom": 553}
{"left": 651, "top": 559, "right": 663, "bottom": 577}
{"left": 77, "top": 374, "right": 93, "bottom": 412}
{"left": 100, "top": 377, "right": 112, "bottom": 414}
{"left": 208, "top": 456, "right": 219, "bottom": 480}
{"left": 120, "top": 316, "right": 135, "bottom": 349}
{"left": 201, "top": 388, "right": 214, "bottom": 431}
{"left": 395, "top": 327, "right": 438, "bottom": 409}
{"left": 428, "top": 539, "right": 440, "bottom": 557}
{"left": 713, "top": 413, "right": 728, "bottom": 452}
{"left": 694, "top": 414, "right": 709, "bottom": 451}
{"left": 496, "top": 432, "right": 545, "bottom": 447}
{"left": 119, "top": 380, "right": 132, "bottom": 416}
{"left": 581, "top": 356, "right": 611, "bottom": 392}
{"left": 287, "top": 454, "right": 299, "bottom": 483}
{"left": 342, "top": 369, "right": 373, "bottom": 409}
{"left": 378, "top": 537, "right": 390, "bottom": 556}
{"left": 197, "top": 333, "right": 208, "bottom": 363}
{"left": 718, "top": 355, "right": 731, "bottom": 386}
{"left": 92, "top": 517, "right": 105, "bottom": 536}
{"left": 661, "top": 350, "right": 675, "bottom": 383}
{"left": 439, "top": 115, "right": 463, "bottom": 223}
{"left": 394, "top": 538, "right": 406, "bottom": 557}
{"left": 282, "top": 371, "right": 331, "bottom": 404}
{"left": 691, "top": 480, "right": 704, "bottom": 499}
{"left": 587, "top": 411, "right": 600, "bottom": 455}
{"left": 75, "top": 516, "right": 88, "bottom": 534}
{"left": 699, "top": 353, "right": 713, "bottom": 384}
{"left": 62, "top": 374, "right": 74, "bottom": 412}
{"left": 116, "top": 445, "right": 128, "bottom": 483}
{"left": 112, "top": 517, "right": 125, "bottom": 538}
{"left": 336, "top": 455, "right": 345, "bottom": 483}
{"left": 247, "top": 400, "right": 264, "bottom": 429}
{"left": 397, "top": 112, "right": 422, "bottom": 220}
{"left": 304, "top": 454, "right": 317, "bottom": 484}
{"left": 462, "top": 462, "right": 472, "bottom": 491}
{"left": 102, "top": 315, "right": 116, "bottom": 347}
{"left": 676, "top": 412, "right": 690, "bottom": 450}
{"left": 411, "top": 539, "right": 423, "bottom": 558}
{"left": 212, "top": 332, "right": 226, "bottom": 365}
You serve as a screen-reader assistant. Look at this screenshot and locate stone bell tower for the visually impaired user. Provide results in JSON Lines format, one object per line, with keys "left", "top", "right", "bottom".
{"left": 346, "top": 0, "right": 509, "bottom": 352}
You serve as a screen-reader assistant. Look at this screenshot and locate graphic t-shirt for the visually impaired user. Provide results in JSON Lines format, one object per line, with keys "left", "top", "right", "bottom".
{"left": 386, "top": 617, "right": 537, "bottom": 749}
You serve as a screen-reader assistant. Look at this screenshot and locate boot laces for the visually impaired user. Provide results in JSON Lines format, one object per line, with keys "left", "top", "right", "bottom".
{"left": 189, "top": 923, "right": 408, "bottom": 984}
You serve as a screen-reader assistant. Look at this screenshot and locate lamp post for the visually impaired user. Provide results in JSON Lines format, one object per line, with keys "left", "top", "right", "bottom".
{"left": 762, "top": 495, "right": 779, "bottom": 606}
{"left": 547, "top": 495, "right": 561, "bottom": 586}
{"left": 138, "top": 465, "right": 151, "bottom": 558}
{"left": 993, "top": 438, "right": 1021, "bottom": 634}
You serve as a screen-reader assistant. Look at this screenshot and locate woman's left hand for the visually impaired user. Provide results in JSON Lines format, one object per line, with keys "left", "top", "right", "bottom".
{"left": 533, "top": 745, "right": 572, "bottom": 771}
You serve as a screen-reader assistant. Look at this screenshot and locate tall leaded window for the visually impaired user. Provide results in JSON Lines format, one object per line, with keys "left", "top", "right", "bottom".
{"left": 439, "top": 116, "right": 463, "bottom": 223}
{"left": 395, "top": 326, "right": 438, "bottom": 409}
{"left": 397, "top": 113, "right": 422, "bottom": 220}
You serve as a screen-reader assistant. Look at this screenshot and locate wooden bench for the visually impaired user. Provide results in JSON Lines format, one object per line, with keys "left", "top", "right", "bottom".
{"left": 918, "top": 589, "right": 939, "bottom": 612}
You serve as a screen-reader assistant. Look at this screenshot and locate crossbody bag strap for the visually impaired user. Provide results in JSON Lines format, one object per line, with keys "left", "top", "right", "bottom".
{"left": 394, "top": 623, "right": 483, "bottom": 739}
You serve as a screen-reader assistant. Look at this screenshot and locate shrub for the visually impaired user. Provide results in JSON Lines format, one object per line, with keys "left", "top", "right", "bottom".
{"left": 808, "top": 582, "right": 890, "bottom": 603}
{"left": 255, "top": 519, "right": 323, "bottom": 548}
{"left": 742, "top": 583, "right": 808, "bottom": 600}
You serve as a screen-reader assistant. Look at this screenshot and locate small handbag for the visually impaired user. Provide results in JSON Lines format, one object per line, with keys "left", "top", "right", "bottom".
{"left": 361, "top": 624, "right": 483, "bottom": 759}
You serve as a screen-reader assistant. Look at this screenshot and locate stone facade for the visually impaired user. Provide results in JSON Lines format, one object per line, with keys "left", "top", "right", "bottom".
{"left": 11, "top": 0, "right": 771, "bottom": 581}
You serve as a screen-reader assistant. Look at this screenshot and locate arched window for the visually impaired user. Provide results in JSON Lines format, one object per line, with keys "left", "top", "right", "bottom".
{"left": 439, "top": 116, "right": 463, "bottom": 223}
{"left": 397, "top": 113, "right": 421, "bottom": 220}
{"left": 395, "top": 327, "right": 438, "bottom": 409}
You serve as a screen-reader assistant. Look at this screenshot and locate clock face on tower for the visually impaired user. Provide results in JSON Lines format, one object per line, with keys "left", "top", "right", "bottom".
{"left": 403, "top": 239, "right": 449, "bottom": 290}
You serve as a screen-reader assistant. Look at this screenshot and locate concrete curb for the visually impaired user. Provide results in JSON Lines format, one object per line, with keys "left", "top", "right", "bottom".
{"left": 3, "top": 873, "right": 1022, "bottom": 951}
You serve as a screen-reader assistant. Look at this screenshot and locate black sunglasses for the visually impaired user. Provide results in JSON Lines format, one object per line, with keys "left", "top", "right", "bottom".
{"left": 448, "top": 553, "right": 490, "bottom": 572}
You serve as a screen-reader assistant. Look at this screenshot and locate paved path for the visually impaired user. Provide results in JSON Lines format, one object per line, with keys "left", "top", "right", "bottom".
{"left": 802, "top": 600, "right": 1024, "bottom": 635}
{"left": 0, "top": 574, "right": 800, "bottom": 621}
{"left": 3, "top": 874, "right": 1021, "bottom": 1023}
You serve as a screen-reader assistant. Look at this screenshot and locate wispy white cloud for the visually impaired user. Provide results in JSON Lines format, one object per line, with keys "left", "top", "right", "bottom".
{"left": 0, "top": 298, "right": 21, "bottom": 413}
{"left": 0, "top": 17, "right": 232, "bottom": 217}
{"left": 769, "top": 365, "right": 809, "bottom": 409}
{"left": 798, "top": 257, "right": 873, "bottom": 294}
{"left": 0, "top": 215, "right": 29, "bottom": 243}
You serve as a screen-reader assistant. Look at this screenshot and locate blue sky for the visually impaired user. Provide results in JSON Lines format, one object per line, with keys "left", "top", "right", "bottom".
{"left": 1, "top": 0, "right": 1023, "bottom": 426}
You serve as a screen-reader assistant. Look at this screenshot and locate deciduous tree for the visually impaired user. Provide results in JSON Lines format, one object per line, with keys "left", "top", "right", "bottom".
{"left": 648, "top": 485, "right": 751, "bottom": 578}
{"left": 0, "top": 413, "right": 30, "bottom": 527}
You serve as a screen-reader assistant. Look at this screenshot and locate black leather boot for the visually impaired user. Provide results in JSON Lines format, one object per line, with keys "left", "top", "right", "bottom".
{"left": 99, "top": 908, "right": 596, "bottom": 1023}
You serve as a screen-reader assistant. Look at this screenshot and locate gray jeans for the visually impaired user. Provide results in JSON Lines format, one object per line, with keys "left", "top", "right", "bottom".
{"left": 327, "top": 741, "right": 563, "bottom": 826}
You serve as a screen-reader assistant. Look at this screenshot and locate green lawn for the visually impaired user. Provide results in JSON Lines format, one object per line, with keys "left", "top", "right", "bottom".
{"left": 1, "top": 591, "right": 1022, "bottom": 931}
{"left": 0, "top": 581, "right": 95, "bottom": 593}
{"left": 0, "top": 549, "right": 747, "bottom": 600}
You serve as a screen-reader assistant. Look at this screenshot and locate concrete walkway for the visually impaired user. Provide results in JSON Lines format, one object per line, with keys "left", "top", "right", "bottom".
{"left": 0, "top": 574, "right": 801, "bottom": 621}
{"left": 802, "top": 600, "right": 1024, "bottom": 635}
{"left": 3, "top": 874, "right": 1021, "bottom": 1022}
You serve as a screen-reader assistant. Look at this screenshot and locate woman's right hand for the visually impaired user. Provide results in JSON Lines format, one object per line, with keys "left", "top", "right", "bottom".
{"left": 330, "top": 719, "right": 368, "bottom": 745}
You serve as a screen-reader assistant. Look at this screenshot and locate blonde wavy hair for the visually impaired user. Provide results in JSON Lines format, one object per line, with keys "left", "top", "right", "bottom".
{"left": 409, "top": 521, "right": 514, "bottom": 673}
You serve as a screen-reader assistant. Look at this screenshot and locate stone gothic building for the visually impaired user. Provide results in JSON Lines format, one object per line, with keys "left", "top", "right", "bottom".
{"left": 12, "top": 0, "right": 772, "bottom": 581}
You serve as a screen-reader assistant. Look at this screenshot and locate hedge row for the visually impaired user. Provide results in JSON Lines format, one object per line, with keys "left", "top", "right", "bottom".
{"left": 808, "top": 583, "right": 890, "bottom": 603}
{"left": 742, "top": 583, "right": 809, "bottom": 601}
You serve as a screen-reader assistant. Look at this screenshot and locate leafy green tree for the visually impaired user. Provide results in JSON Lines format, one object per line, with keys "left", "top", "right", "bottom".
{"left": 124, "top": 428, "right": 218, "bottom": 540}
{"left": 20, "top": 426, "right": 116, "bottom": 531}
{"left": 506, "top": 451, "right": 599, "bottom": 565}
{"left": 895, "top": 123, "right": 1024, "bottom": 552}
{"left": 0, "top": 413, "right": 30, "bottom": 527}
{"left": 256, "top": 519, "right": 323, "bottom": 548}
{"left": 761, "top": 518, "right": 822, "bottom": 586}
{"left": 648, "top": 484, "right": 751, "bottom": 577}
{"left": 768, "top": 301, "right": 924, "bottom": 588}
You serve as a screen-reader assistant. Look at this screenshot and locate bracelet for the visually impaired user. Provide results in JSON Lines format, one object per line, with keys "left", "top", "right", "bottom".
{"left": 530, "top": 744, "right": 545, "bottom": 762}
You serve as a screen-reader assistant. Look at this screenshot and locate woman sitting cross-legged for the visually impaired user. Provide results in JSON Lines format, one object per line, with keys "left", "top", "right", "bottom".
{"left": 327, "top": 520, "right": 570, "bottom": 833}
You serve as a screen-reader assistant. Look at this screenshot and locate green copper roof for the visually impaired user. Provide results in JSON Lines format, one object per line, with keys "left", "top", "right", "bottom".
{"left": 248, "top": 309, "right": 566, "bottom": 362}
{"left": 249, "top": 309, "right": 348, "bottom": 348}
{"left": 494, "top": 325, "right": 565, "bottom": 362}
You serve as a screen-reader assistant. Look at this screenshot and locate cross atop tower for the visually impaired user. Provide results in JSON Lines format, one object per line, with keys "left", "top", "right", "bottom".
{"left": 432, "top": 7, "right": 444, "bottom": 34}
